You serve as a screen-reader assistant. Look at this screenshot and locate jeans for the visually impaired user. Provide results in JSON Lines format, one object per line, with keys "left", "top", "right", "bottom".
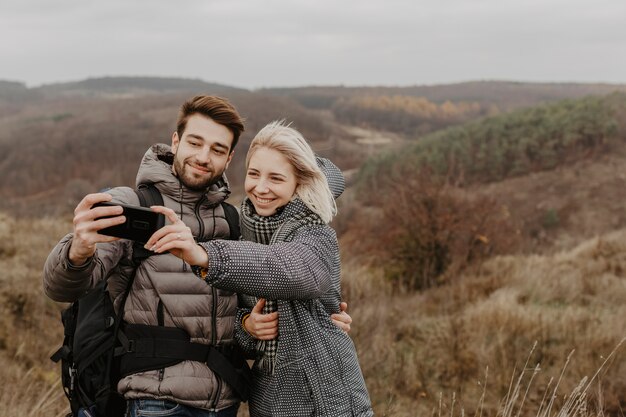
{"left": 127, "top": 399, "right": 239, "bottom": 417}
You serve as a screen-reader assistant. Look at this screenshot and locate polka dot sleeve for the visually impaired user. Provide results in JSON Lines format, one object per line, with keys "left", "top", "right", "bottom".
{"left": 198, "top": 224, "right": 338, "bottom": 300}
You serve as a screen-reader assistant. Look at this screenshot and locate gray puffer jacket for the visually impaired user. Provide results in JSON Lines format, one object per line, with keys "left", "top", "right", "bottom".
{"left": 43, "top": 144, "right": 239, "bottom": 411}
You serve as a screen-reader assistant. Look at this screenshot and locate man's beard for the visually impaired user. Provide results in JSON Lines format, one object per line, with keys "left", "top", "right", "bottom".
{"left": 173, "top": 155, "right": 223, "bottom": 191}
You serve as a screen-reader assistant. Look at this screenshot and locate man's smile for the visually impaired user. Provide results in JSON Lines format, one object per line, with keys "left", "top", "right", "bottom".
{"left": 188, "top": 162, "right": 211, "bottom": 174}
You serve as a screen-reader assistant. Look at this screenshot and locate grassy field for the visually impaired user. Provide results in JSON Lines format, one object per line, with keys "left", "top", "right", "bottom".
{"left": 340, "top": 232, "right": 626, "bottom": 416}
{"left": 0, "top": 212, "right": 624, "bottom": 417}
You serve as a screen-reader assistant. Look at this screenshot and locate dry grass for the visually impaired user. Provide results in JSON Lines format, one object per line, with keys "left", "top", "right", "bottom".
{"left": 0, "top": 213, "right": 72, "bottom": 416}
{"left": 1, "top": 212, "right": 625, "bottom": 417}
{"left": 341, "top": 230, "right": 626, "bottom": 417}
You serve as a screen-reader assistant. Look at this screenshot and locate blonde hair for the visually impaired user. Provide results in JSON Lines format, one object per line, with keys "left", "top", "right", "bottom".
{"left": 246, "top": 121, "right": 337, "bottom": 223}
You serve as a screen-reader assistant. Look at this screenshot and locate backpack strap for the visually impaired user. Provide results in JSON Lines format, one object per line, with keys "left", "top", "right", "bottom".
{"left": 221, "top": 202, "right": 240, "bottom": 240}
{"left": 96, "top": 185, "right": 164, "bottom": 416}
{"left": 136, "top": 183, "right": 164, "bottom": 209}
{"left": 119, "top": 323, "right": 252, "bottom": 401}
{"left": 132, "top": 184, "right": 164, "bottom": 264}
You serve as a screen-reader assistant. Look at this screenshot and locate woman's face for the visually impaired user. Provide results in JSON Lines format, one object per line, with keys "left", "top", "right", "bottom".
{"left": 245, "top": 146, "right": 298, "bottom": 217}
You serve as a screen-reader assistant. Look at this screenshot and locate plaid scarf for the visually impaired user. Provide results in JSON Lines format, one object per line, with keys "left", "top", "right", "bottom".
{"left": 239, "top": 197, "right": 324, "bottom": 374}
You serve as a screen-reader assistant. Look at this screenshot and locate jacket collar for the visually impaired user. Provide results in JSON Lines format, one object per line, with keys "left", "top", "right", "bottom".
{"left": 135, "top": 143, "right": 230, "bottom": 206}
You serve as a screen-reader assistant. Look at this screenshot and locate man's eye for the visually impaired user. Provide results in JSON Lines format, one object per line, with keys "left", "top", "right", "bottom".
{"left": 189, "top": 142, "right": 201, "bottom": 147}
{"left": 247, "top": 171, "right": 259, "bottom": 177}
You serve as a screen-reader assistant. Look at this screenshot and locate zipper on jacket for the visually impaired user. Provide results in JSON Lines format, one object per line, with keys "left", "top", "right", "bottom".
{"left": 157, "top": 299, "right": 165, "bottom": 381}
{"left": 193, "top": 186, "right": 222, "bottom": 408}
{"left": 208, "top": 285, "right": 220, "bottom": 408}
{"left": 209, "top": 375, "right": 223, "bottom": 409}
{"left": 157, "top": 300, "right": 164, "bottom": 326}
{"left": 178, "top": 182, "right": 188, "bottom": 272}
{"left": 194, "top": 195, "right": 207, "bottom": 240}
{"left": 210, "top": 287, "right": 218, "bottom": 345}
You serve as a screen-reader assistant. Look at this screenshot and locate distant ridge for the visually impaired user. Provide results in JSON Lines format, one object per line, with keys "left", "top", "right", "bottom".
{"left": 4, "top": 77, "right": 626, "bottom": 106}
{"left": 0, "top": 80, "right": 40, "bottom": 102}
{"left": 0, "top": 80, "right": 27, "bottom": 90}
{"left": 0, "top": 76, "right": 248, "bottom": 102}
{"left": 33, "top": 76, "right": 248, "bottom": 97}
{"left": 262, "top": 80, "right": 626, "bottom": 110}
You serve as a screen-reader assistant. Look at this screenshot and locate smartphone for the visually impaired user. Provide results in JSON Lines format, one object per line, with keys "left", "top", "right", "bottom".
{"left": 93, "top": 202, "right": 165, "bottom": 244}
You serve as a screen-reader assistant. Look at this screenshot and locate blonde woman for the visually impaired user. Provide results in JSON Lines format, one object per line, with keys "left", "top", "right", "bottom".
{"left": 148, "top": 121, "right": 373, "bottom": 417}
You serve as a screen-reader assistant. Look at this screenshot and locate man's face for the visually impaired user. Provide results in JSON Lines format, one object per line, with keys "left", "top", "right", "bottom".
{"left": 171, "top": 114, "right": 234, "bottom": 191}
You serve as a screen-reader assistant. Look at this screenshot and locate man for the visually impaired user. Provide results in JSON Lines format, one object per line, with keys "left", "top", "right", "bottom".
{"left": 43, "top": 95, "right": 351, "bottom": 417}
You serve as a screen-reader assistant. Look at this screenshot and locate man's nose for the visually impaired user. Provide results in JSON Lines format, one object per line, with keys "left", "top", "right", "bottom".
{"left": 196, "top": 147, "right": 212, "bottom": 164}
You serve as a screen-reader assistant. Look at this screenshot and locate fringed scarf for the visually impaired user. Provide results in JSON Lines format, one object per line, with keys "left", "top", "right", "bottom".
{"left": 239, "top": 197, "right": 324, "bottom": 374}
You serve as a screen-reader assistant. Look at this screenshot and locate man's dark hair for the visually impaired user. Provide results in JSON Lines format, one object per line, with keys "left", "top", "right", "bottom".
{"left": 177, "top": 95, "right": 245, "bottom": 153}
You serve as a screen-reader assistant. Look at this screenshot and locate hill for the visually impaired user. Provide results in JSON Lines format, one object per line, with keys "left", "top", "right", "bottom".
{"left": 262, "top": 81, "right": 626, "bottom": 111}
{"left": 4, "top": 77, "right": 623, "bottom": 216}
{"left": 341, "top": 228, "right": 625, "bottom": 416}
{"left": 0, "top": 85, "right": 366, "bottom": 216}
{"left": 262, "top": 81, "right": 626, "bottom": 139}
{"left": 335, "top": 93, "right": 626, "bottom": 292}
{"left": 0, "top": 80, "right": 33, "bottom": 100}
{"left": 358, "top": 93, "right": 626, "bottom": 187}
{"left": 35, "top": 76, "right": 248, "bottom": 98}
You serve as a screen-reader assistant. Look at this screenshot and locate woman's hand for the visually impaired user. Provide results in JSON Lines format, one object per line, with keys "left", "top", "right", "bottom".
{"left": 331, "top": 302, "right": 352, "bottom": 333}
{"left": 243, "top": 298, "right": 279, "bottom": 340}
{"left": 145, "top": 206, "right": 209, "bottom": 267}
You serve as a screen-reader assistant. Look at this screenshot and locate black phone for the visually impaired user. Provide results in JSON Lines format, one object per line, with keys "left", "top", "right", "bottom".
{"left": 93, "top": 202, "right": 165, "bottom": 244}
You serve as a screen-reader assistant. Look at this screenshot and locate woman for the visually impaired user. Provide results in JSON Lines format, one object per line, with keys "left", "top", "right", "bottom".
{"left": 146, "top": 121, "right": 373, "bottom": 417}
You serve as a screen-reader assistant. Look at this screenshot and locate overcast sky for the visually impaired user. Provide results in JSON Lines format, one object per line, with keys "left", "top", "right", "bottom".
{"left": 1, "top": 0, "right": 625, "bottom": 89}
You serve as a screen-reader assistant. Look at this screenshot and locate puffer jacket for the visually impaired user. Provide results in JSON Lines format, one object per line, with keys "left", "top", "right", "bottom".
{"left": 43, "top": 143, "right": 239, "bottom": 411}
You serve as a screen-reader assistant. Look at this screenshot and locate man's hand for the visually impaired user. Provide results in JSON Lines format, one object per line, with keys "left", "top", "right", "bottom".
{"left": 331, "top": 302, "right": 352, "bottom": 333}
{"left": 243, "top": 298, "right": 279, "bottom": 340}
{"left": 69, "top": 193, "right": 125, "bottom": 265}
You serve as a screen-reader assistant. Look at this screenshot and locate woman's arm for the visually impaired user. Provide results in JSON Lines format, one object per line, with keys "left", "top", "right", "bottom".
{"left": 198, "top": 225, "right": 338, "bottom": 299}
{"left": 147, "top": 206, "right": 338, "bottom": 300}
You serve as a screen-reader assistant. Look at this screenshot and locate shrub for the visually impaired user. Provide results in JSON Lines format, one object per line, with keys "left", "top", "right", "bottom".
{"left": 377, "top": 168, "right": 520, "bottom": 291}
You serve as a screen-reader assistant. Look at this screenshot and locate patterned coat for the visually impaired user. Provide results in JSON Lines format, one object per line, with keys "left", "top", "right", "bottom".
{"left": 197, "top": 160, "right": 373, "bottom": 417}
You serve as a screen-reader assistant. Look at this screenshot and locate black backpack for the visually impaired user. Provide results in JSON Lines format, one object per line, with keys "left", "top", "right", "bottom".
{"left": 51, "top": 185, "right": 248, "bottom": 417}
